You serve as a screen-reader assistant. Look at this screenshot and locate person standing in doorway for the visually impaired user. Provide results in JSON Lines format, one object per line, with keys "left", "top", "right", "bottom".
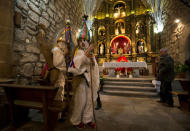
{"left": 157, "top": 48, "right": 175, "bottom": 107}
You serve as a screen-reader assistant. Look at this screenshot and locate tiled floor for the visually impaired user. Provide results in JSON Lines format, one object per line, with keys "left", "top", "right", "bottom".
{"left": 2, "top": 94, "right": 190, "bottom": 131}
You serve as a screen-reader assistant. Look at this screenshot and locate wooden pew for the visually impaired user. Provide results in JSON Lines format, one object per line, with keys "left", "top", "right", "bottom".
{"left": 172, "top": 79, "right": 190, "bottom": 111}
{"left": 0, "top": 83, "right": 69, "bottom": 131}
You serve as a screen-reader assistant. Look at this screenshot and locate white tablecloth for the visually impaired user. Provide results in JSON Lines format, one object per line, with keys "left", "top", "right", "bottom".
{"left": 103, "top": 62, "right": 147, "bottom": 68}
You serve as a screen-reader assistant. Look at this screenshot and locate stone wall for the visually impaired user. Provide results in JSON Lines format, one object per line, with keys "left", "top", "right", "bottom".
{"left": 13, "top": 0, "right": 85, "bottom": 78}
{"left": 160, "top": 0, "right": 190, "bottom": 63}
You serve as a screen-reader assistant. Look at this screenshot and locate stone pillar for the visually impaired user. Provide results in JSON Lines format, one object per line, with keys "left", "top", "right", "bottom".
{"left": 0, "top": 0, "right": 13, "bottom": 78}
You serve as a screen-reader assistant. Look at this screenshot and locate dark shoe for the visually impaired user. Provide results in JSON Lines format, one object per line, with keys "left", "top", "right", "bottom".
{"left": 74, "top": 123, "right": 85, "bottom": 129}
{"left": 58, "top": 118, "right": 65, "bottom": 123}
{"left": 167, "top": 103, "right": 174, "bottom": 107}
{"left": 157, "top": 100, "right": 165, "bottom": 103}
{"left": 163, "top": 103, "right": 174, "bottom": 108}
{"left": 86, "top": 122, "right": 96, "bottom": 129}
{"left": 95, "top": 106, "right": 101, "bottom": 110}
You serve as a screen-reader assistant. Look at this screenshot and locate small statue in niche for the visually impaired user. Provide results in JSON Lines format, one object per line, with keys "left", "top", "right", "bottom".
{"left": 137, "top": 40, "right": 145, "bottom": 54}
{"left": 114, "top": 4, "right": 125, "bottom": 17}
{"left": 136, "top": 21, "right": 144, "bottom": 35}
{"left": 116, "top": 22, "right": 124, "bottom": 34}
{"left": 99, "top": 43, "right": 105, "bottom": 55}
{"left": 118, "top": 47, "right": 123, "bottom": 54}
{"left": 115, "top": 42, "right": 119, "bottom": 53}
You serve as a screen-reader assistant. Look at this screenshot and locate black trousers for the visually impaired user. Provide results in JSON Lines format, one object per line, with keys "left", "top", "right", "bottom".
{"left": 160, "top": 81, "right": 174, "bottom": 105}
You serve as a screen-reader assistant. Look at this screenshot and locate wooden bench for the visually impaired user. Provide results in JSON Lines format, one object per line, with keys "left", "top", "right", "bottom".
{"left": 0, "top": 83, "right": 69, "bottom": 131}
{"left": 172, "top": 91, "right": 190, "bottom": 111}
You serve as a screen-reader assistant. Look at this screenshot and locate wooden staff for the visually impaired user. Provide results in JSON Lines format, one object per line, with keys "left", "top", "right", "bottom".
{"left": 87, "top": 43, "right": 98, "bottom": 131}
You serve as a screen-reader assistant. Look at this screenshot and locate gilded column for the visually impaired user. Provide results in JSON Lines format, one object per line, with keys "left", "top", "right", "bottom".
{"left": 131, "top": 15, "right": 136, "bottom": 54}
{"left": 146, "top": 13, "right": 152, "bottom": 53}
{"left": 131, "top": 14, "right": 137, "bottom": 62}
{"left": 93, "top": 19, "right": 98, "bottom": 56}
{"left": 105, "top": 18, "right": 110, "bottom": 62}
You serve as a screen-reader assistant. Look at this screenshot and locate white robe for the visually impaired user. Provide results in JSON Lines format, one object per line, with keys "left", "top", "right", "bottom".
{"left": 51, "top": 47, "right": 66, "bottom": 101}
{"left": 68, "top": 49, "right": 99, "bottom": 125}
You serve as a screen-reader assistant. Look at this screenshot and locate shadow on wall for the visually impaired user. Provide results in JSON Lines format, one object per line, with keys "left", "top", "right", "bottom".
{"left": 185, "top": 34, "right": 190, "bottom": 60}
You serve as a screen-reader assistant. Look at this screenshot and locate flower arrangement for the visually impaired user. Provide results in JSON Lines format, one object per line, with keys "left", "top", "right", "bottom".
{"left": 127, "top": 67, "right": 133, "bottom": 75}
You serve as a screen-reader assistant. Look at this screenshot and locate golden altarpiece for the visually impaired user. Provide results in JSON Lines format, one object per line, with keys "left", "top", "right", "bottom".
{"left": 92, "top": 0, "right": 158, "bottom": 72}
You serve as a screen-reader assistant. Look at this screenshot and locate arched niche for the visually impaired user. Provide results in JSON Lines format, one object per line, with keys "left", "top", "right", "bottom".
{"left": 136, "top": 39, "right": 146, "bottom": 54}
{"left": 113, "top": 1, "right": 126, "bottom": 18}
{"left": 115, "top": 19, "right": 125, "bottom": 35}
{"left": 110, "top": 35, "right": 131, "bottom": 55}
{"left": 98, "top": 26, "right": 106, "bottom": 36}
{"left": 113, "top": 1, "right": 126, "bottom": 10}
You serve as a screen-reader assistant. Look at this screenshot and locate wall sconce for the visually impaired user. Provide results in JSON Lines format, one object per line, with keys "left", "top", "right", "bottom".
{"left": 175, "top": 19, "right": 180, "bottom": 23}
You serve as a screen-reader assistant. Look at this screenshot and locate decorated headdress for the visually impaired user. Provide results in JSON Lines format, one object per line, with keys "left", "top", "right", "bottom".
{"left": 78, "top": 15, "right": 91, "bottom": 42}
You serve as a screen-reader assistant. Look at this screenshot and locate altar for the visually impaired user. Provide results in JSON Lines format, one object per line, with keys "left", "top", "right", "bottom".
{"left": 103, "top": 62, "right": 147, "bottom": 78}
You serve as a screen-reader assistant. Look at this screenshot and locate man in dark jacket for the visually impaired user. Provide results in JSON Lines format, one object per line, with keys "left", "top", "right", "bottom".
{"left": 157, "top": 48, "right": 175, "bottom": 107}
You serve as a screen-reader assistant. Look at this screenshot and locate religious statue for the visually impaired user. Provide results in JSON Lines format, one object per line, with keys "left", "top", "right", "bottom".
{"left": 118, "top": 47, "right": 123, "bottom": 54}
{"left": 136, "top": 21, "right": 145, "bottom": 35}
{"left": 116, "top": 42, "right": 119, "bottom": 52}
{"left": 116, "top": 22, "right": 124, "bottom": 34}
{"left": 99, "top": 43, "right": 105, "bottom": 55}
{"left": 137, "top": 41, "right": 144, "bottom": 53}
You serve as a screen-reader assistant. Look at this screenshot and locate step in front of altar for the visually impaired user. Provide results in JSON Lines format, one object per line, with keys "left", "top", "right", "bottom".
{"left": 102, "top": 77, "right": 158, "bottom": 98}
{"left": 103, "top": 85, "right": 156, "bottom": 92}
{"left": 103, "top": 81, "right": 154, "bottom": 87}
{"left": 101, "top": 90, "right": 158, "bottom": 98}
{"left": 104, "top": 77, "right": 153, "bottom": 82}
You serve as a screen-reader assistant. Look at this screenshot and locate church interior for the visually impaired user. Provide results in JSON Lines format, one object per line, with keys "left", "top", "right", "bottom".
{"left": 0, "top": 0, "right": 190, "bottom": 130}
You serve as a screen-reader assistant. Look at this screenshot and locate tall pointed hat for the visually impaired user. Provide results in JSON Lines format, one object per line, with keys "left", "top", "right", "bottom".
{"left": 78, "top": 15, "right": 91, "bottom": 42}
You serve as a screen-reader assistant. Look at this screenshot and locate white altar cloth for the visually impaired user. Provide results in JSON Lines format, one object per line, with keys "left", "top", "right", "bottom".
{"left": 103, "top": 62, "right": 147, "bottom": 68}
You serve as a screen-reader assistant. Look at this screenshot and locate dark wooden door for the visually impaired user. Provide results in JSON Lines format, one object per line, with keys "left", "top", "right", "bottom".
{"left": 0, "top": 0, "right": 13, "bottom": 78}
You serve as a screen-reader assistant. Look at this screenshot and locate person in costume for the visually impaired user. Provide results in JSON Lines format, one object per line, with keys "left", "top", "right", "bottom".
{"left": 68, "top": 15, "right": 99, "bottom": 129}
{"left": 51, "top": 39, "right": 68, "bottom": 101}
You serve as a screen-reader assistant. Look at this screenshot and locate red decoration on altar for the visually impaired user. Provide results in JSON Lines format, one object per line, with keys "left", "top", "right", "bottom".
{"left": 115, "top": 55, "right": 128, "bottom": 74}
{"left": 115, "top": 54, "right": 133, "bottom": 75}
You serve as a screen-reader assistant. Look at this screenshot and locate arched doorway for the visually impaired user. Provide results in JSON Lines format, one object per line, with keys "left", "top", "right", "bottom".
{"left": 110, "top": 35, "right": 131, "bottom": 55}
